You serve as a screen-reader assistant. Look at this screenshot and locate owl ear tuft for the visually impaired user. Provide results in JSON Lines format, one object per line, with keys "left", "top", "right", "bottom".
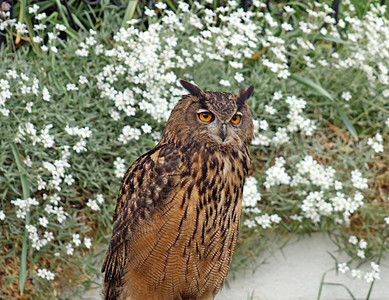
{"left": 179, "top": 80, "right": 206, "bottom": 99}
{"left": 237, "top": 85, "right": 254, "bottom": 107}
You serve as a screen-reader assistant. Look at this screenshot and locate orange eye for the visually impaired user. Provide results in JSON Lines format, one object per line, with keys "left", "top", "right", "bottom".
{"left": 230, "top": 114, "right": 241, "bottom": 125}
{"left": 198, "top": 112, "right": 214, "bottom": 122}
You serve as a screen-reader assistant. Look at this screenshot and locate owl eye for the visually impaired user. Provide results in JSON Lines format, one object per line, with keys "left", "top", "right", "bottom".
{"left": 198, "top": 112, "right": 214, "bottom": 122}
{"left": 230, "top": 114, "right": 241, "bottom": 125}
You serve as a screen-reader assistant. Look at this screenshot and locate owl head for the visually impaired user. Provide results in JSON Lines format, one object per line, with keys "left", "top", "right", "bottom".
{"left": 162, "top": 80, "right": 254, "bottom": 150}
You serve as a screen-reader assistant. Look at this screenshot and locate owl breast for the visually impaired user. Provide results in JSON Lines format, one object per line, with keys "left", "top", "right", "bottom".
{"left": 120, "top": 142, "right": 250, "bottom": 300}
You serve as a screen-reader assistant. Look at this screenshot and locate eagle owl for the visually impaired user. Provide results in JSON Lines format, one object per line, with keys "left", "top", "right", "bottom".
{"left": 102, "top": 80, "right": 254, "bottom": 300}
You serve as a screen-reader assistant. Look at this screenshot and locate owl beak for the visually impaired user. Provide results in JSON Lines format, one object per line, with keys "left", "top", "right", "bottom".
{"left": 220, "top": 123, "right": 227, "bottom": 142}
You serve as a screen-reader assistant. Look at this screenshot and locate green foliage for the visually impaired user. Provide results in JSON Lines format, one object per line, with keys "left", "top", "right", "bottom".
{"left": 0, "top": 0, "right": 388, "bottom": 298}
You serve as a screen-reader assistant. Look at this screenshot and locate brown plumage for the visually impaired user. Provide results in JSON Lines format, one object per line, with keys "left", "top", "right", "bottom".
{"left": 102, "top": 80, "right": 254, "bottom": 300}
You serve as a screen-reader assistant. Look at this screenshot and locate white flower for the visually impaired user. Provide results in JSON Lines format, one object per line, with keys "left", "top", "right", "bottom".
{"left": 243, "top": 177, "right": 261, "bottom": 207}
{"left": 66, "top": 243, "right": 74, "bottom": 255}
{"left": 155, "top": 2, "right": 167, "bottom": 10}
{"left": 0, "top": 210, "right": 5, "bottom": 220}
{"left": 281, "top": 22, "right": 293, "bottom": 31}
{"left": 244, "top": 219, "right": 256, "bottom": 228}
{"left": 144, "top": 7, "right": 156, "bottom": 17}
{"left": 359, "top": 239, "right": 367, "bottom": 249}
{"left": 234, "top": 73, "right": 244, "bottom": 83}
{"left": 37, "top": 268, "right": 55, "bottom": 280}
{"left": 338, "top": 262, "right": 349, "bottom": 274}
{"left": 348, "top": 235, "right": 358, "bottom": 245}
{"left": 141, "top": 123, "right": 152, "bottom": 134}
{"left": 255, "top": 214, "right": 272, "bottom": 229}
{"left": 357, "top": 249, "right": 365, "bottom": 259}
{"left": 270, "top": 214, "right": 281, "bottom": 223}
{"left": 66, "top": 83, "right": 78, "bottom": 91}
{"left": 219, "top": 80, "right": 231, "bottom": 86}
{"left": 272, "top": 127, "right": 290, "bottom": 146}
{"left": 264, "top": 157, "right": 291, "bottom": 188}
{"left": 73, "top": 139, "right": 87, "bottom": 153}
{"left": 114, "top": 157, "right": 126, "bottom": 178}
{"left": 264, "top": 105, "right": 277, "bottom": 115}
{"left": 367, "top": 133, "right": 384, "bottom": 153}
{"left": 36, "top": 12, "right": 47, "bottom": 20}
{"left": 229, "top": 61, "right": 243, "bottom": 69}
{"left": 39, "top": 217, "right": 49, "bottom": 227}
{"left": 273, "top": 91, "right": 283, "bottom": 100}
{"left": 351, "top": 269, "right": 362, "bottom": 279}
{"left": 73, "top": 233, "right": 81, "bottom": 246}
{"left": 64, "top": 174, "right": 75, "bottom": 185}
{"left": 259, "top": 120, "right": 269, "bottom": 130}
{"left": 55, "top": 24, "right": 66, "bottom": 31}
{"left": 28, "top": 4, "right": 40, "bottom": 14}
{"left": 42, "top": 87, "right": 51, "bottom": 101}
{"left": 79, "top": 75, "right": 88, "bottom": 85}
{"left": 86, "top": 199, "right": 100, "bottom": 211}
{"left": 351, "top": 169, "right": 368, "bottom": 189}
{"left": 84, "top": 237, "right": 92, "bottom": 249}
{"left": 384, "top": 217, "right": 389, "bottom": 225}
{"left": 252, "top": 134, "right": 271, "bottom": 146}
{"left": 334, "top": 180, "right": 343, "bottom": 190}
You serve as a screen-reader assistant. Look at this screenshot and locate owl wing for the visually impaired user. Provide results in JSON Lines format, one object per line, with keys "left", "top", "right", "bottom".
{"left": 102, "top": 142, "right": 188, "bottom": 299}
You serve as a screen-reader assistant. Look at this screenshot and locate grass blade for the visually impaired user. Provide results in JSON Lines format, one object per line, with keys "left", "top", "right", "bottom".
{"left": 15, "top": 0, "right": 27, "bottom": 45}
{"left": 289, "top": 74, "right": 358, "bottom": 140}
{"left": 121, "top": 0, "right": 138, "bottom": 28}
{"left": 11, "top": 143, "right": 31, "bottom": 295}
{"left": 323, "top": 283, "right": 357, "bottom": 300}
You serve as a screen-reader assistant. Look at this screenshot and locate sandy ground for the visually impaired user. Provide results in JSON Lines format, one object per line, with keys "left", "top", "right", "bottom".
{"left": 80, "top": 233, "right": 389, "bottom": 300}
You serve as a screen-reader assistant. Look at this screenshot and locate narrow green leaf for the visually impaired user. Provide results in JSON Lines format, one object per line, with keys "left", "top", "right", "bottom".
{"left": 24, "top": 11, "right": 40, "bottom": 54}
{"left": 213, "top": 0, "right": 218, "bottom": 10}
{"left": 333, "top": 102, "right": 359, "bottom": 140}
{"left": 164, "top": 0, "right": 177, "bottom": 13}
{"left": 11, "top": 143, "right": 30, "bottom": 295}
{"left": 121, "top": 0, "right": 138, "bottom": 29}
{"left": 289, "top": 74, "right": 358, "bottom": 140}
{"left": 15, "top": 0, "right": 27, "bottom": 44}
{"left": 289, "top": 74, "right": 335, "bottom": 101}
{"left": 55, "top": 0, "right": 70, "bottom": 28}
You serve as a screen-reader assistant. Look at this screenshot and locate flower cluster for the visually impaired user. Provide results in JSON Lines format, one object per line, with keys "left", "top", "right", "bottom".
{"left": 86, "top": 194, "right": 105, "bottom": 211}
{"left": 11, "top": 197, "right": 39, "bottom": 219}
{"left": 338, "top": 237, "right": 380, "bottom": 283}
{"left": 242, "top": 177, "right": 261, "bottom": 207}
{"left": 37, "top": 268, "right": 55, "bottom": 281}
{"left": 264, "top": 157, "right": 291, "bottom": 188}
{"left": 367, "top": 133, "right": 384, "bottom": 153}
{"left": 65, "top": 125, "right": 92, "bottom": 153}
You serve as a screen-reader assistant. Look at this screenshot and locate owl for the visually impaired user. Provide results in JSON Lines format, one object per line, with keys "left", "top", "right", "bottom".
{"left": 102, "top": 80, "right": 254, "bottom": 300}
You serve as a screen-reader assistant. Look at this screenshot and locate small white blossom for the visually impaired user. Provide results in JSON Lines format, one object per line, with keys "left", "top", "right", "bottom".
{"left": 243, "top": 177, "right": 261, "bottom": 207}
{"left": 84, "top": 237, "right": 92, "bottom": 249}
{"left": 73, "top": 233, "right": 81, "bottom": 246}
{"left": 66, "top": 243, "right": 74, "bottom": 255}
{"left": 351, "top": 169, "right": 368, "bottom": 189}
{"left": 338, "top": 262, "right": 350, "bottom": 274}
{"left": 348, "top": 235, "right": 358, "bottom": 245}
{"left": 39, "top": 217, "right": 49, "bottom": 227}
{"left": 37, "top": 268, "right": 55, "bottom": 280}
{"left": 141, "top": 123, "right": 152, "bottom": 134}
{"left": 219, "top": 80, "right": 231, "bottom": 86}
{"left": 86, "top": 199, "right": 100, "bottom": 211}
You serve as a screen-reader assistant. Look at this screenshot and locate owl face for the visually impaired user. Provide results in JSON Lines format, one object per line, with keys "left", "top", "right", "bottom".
{"left": 163, "top": 80, "right": 254, "bottom": 150}
{"left": 191, "top": 93, "right": 252, "bottom": 148}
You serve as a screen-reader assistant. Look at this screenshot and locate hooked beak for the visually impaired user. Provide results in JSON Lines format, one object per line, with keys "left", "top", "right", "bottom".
{"left": 220, "top": 123, "right": 227, "bottom": 142}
